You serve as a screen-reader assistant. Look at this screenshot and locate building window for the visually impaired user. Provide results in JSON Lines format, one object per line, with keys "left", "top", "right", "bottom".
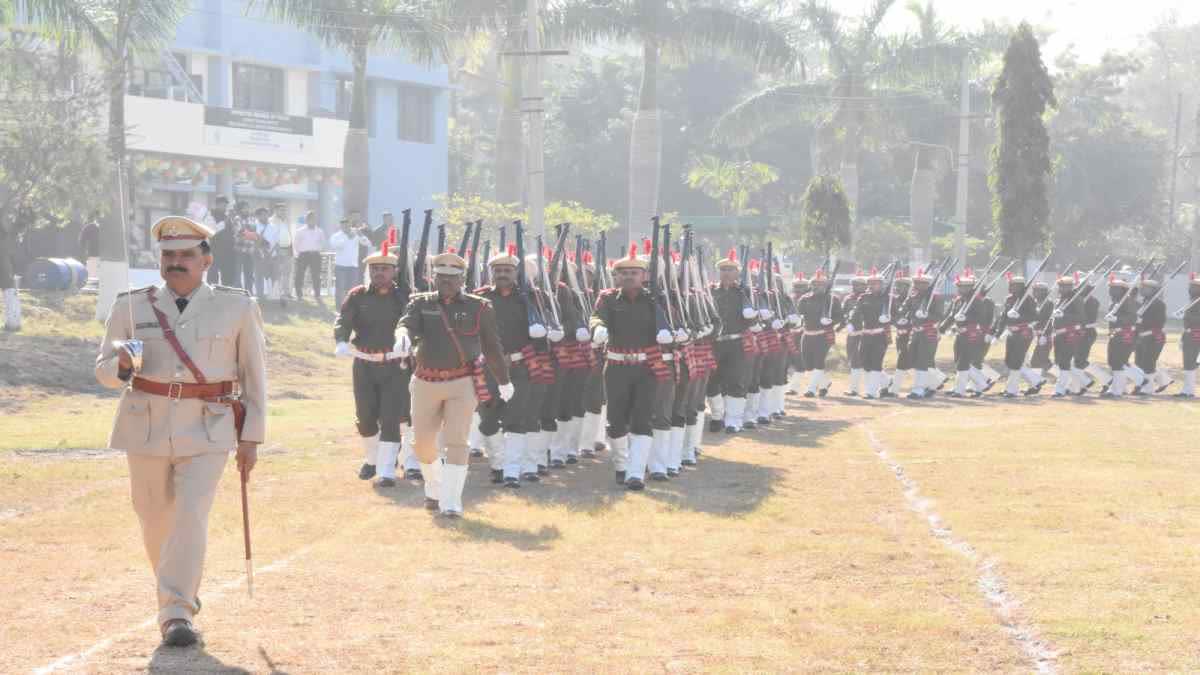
{"left": 233, "top": 63, "right": 285, "bottom": 113}
{"left": 397, "top": 85, "right": 433, "bottom": 144}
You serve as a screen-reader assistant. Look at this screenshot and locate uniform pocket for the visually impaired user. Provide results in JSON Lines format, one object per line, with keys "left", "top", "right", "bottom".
{"left": 113, "top": 398, "right": 151, "bottom": 447}
{"left": 202, "top": 402, "right": 236, "bottom": 445}
{"left": 197, "top": 325, "right": 236, "bottom": 365}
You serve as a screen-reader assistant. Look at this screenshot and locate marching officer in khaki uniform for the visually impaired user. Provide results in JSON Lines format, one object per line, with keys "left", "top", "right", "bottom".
{"left": 398, "top": 252, "right": 512, "bottom": 516}
{"left": 95, "top": 216, "right": 267, "bottom": 647}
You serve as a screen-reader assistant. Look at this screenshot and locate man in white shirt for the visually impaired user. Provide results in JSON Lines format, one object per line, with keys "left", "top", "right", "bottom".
{"left": 293, "top": 211, "right": 326, "bottom": 303}
{"left": 270, "top": 202, "right": 294, "bottom": 300}
{"left": 329, "top": 217, "right": 372, "bottom": 306}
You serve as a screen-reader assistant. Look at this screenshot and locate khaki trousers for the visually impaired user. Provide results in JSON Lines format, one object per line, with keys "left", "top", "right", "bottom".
{"left": 127, "top": 452, "right": 228, "bottom": 628}
{"left": 410, "top": 376, "right": 477, "bottom": 465}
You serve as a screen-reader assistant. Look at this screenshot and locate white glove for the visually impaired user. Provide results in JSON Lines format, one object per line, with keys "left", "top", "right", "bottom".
{"left": 1006, "top": 309, "right": 1020, "bottom": 320}
{"left": 742, "top": 307, "right": 757, "bottom": 319}
{"left": 656, "top": 329, "right": 674, "bottom": 345}
{"left": 1000, "top": 329, "right": 1011, "bottom": 341}
{"left": 529, "top": 323, "right": 547, "bottom": 339}
{"left": 749, "top": 324, "right": 763, "bottom": 333}
{"left": 758, "top": 308, "right": 772, "bottom": 320}
{"left": 897, "top": 319, "right": 909, "bottom": 327}
{"left": 575, "top": 327, "right": 591, "bottom": 342}
{"left": 334, "top": 341, "right": 351, "bottom": 358}
{"left": 1052, "top": 309, "right": 1064, "bottom": 319}
{"left": 879, "top": 315, "right": 891, "bottom": 324}
{"left": 1037, "top": 336, "right": 1048, "bottom": 346}
{"left": 699, "top": 325, "right": 712, "bottom": 337}
{"left": 771, "top": 319, "right": 784, "bottom": 330}
{"left": 985, "top": 334, "right": 996, "bottom": 344}
{"left": 393, "top": 331, "right": 412, "bottom": 356}
{"left": 498, "top": 382, "right": 515, "bottom": 402}
{"left": 591, "top": 325, "right": 609, "bottom": 345}
{"left": 548, "top": 327, "right": 565, "bottom": 343}
{"left": 846, "top": 326, "right": 857, "bottom": 336}
{"left": 915, "top": 310, "right": 928, "bottom": 320}
{"left": 674, "top": 328, "right": 689, "bottom": 343}
{"left": 820, "top": 317, "right": 832, "bottom": 326}
{"left": 787, "top": 314, "right": 801, "bottom": 327}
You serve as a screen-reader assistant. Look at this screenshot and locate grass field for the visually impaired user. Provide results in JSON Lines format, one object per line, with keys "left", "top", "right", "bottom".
{"left": 1, "top": 291, "right": 1198, "bottom": 673}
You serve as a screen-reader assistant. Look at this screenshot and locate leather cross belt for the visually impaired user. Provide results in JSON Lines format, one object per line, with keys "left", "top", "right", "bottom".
{"left": 132, "top": 377, "right": 236, "bottom": 401}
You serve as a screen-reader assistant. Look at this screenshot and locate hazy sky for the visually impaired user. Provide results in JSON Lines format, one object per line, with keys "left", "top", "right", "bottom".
{"left": 831, "top": 0, "right": 1200, "bottom": 64}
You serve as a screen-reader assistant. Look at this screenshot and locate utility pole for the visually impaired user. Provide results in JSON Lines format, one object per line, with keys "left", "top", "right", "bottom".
{"left": 954, "top": 52, "right": 970, "bottom": 270}
{"left": 1167, "top": 92, "right": 1183, "bottom": 243}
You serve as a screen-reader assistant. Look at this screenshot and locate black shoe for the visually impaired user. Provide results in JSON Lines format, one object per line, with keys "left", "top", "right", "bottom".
{"left": 537, "top": 465, "right": 549, "bottom": 476}
{"left": 522, "top": 472, "right": 541, "bottom": 483}
{"left": 615, "top": 470, "right": 626, "bottom": 485}
{"left": 358, "top": 463, "right": 376, "bottom": 480}
{"left": 681, "top": 459, "right": 697, "bottom": 467}
{"left": 863, "top": 394, "right": 877, "bottom": 400}
{"left": 650, "top": 472, "right": 669, "bottom": 481}
{"left": 786, "top": 389, "right": 797, "bottom": 395}
{"left": 594, "top": 442, "right": 607, "bottom": 453}
{"left": 803, "top": 391, "right": 815, "bottom": 398}
{"left": 161, "top": 619, "right": 198, "bottom": 647}
{"left": 566, "top": 455, "right": 578, "bottom": 464}
{"left": 667, "top": 468, "right": 680, "bottom": 477}
{"left": 1173, "top": 392, "right": 1194, "bottom": 399}
{"left": 1002, "top": 392, "right": 1017, "bottom": 399}
{"left": 581, "top": 448, "right": 595, "bottom": 458}
{"left": 424, "top": 497, "right": 440, "bottom": 510}
{"left": 1083, "top": 377, "right": 1097, "bottom": 390}
{"left": 709, "top": 419, "right": 724, "bottom": 433}
{"left": 469, "top": 448, "right": 483, "bottom": 458}
{"left": 1099, "top": 391, "right": 1116, "bottom": 399}
{"left": 907, "top": 392, "right": 923, "bottom": 400}
{"left": 504, "top": 477, "right": 521, "bottom": 489}
{"left": 625, "top": 478, "right": 645, "bottom": 491}
{"left": 490, "top": 469, "right": 504, "bottom": 484}
{"left": 969, "top": 391, "right": 982, "bottom": 398}
{"left": 743, "top": 420, "right": 757, "bottom": 430}
{"left": 550, "top": 459, "right": 566, "bottom": 469}
{"left": 1070, "top": 389, "right": 1084, "bottom": 396}
{"left": 982, "top": 380, "right": 996, "bottom": 393}
{"left": 404, "top": 468, "right": 423, "bottom": 481}
{"left": 725, "top": 426, "right": 737, "bottom": 434}
{"left": 946, "top": 392, "right": 963, "bottom": 398}
{"left": 757, "top": 416, "right": 770, "bottom": 426}
{"left": 1156, "top": 381, "right": 1173, "bottom": 394}
{"left": 844, "top": 390, "right": 858, "bottom": 397}
{"left": 922, "top": 390, "right": 936, "bottom": 399}
{"left": 819, "top": 388, "right": 829, "bottom": 398}
{"left": 376, "top": 477, "right": 397, "bottom": 488}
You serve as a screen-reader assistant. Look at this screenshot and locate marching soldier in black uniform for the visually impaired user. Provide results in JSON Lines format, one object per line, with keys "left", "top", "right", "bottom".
{"left": 786, "top": 275, "right": 810, "bottom": 394}
{"left": 842, "top": 274, "right": 867, "bottom": 396}
{"left": 1101, "top": 274, "right": 1139, "bottom": 398}
{"left": 548, "top": 260, "right": 593, "bottom": 467}
{"left": 335, "top": 243, "right": 413, "bottom": 486}
{"left": 889, "top": 274, "right": 914, "bottom": 395}
{"left": 1133, "top": 278, "right": 1169, "bottom": 395}
{"left": 945, "top": 273, "right": 988, "bottom": 397}
{"left": 1028, "top": 282, "right": 1054, "bottom": 380}
{"left": 797, "top": 270, "right": 842, "bottom": 397}
{"left": 1176, "top": 274, "right": 1200, "bottom": 398}
{"left": 706, "top": 250, "right": 755, "bottom": 433}
{"left": 904, "top": 269, "right": 943, "bottom": 399}
{"left": 591, "top": 246, "right": 671, "bottom": 489}
{"left": 848, "top": 270, "right": 890, "bottom": 399}
{"left": 473, "top": 246, "right": 552, "bottom": 487}
{"left": 579, "top": 255, "right": 608, "bottom": 456}
{"left": 993, "top": 274, "right": 1044, "bottom": 397}
{"left": 1078, "top": 277, "right": 1108, "bottom": 391}
{"left": 1050, "top": 275, "right": 1087, "bottom": 397}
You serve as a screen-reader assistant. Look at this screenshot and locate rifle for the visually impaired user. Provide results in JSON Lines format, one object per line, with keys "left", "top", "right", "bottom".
{"left": 660, "top": 221, "right": 683, "bottom": 335}
{"left": 478, "top": 240, "right": 492, "bottom": 287}
{"left": 952, "top": 256, "right": 1002, "bottom": 322}
{"left": 436, "top": 223, "right": 446, "bottom": 254}
{"left": 412, "top": 209, "right": 432, "bottom": 292}
{"left": 514, "top": 221, "right": 546, "bottom": 336}
{"left": 918, "top": 256, "right": 956, "bottom": 319}
{"left": 465, "top": 221, "right": 483, "bottom": 288}
{"left": 649, "top": 217, "right": 674, "bottom": 338}
{"left": 1173, "top": 294, "right": 1200, "bottom": 319}
{"left": 499, "top": 223, "right": 507, "bottom": 251}
{"left": 1005, "top": 251, "right": 1053, "bottom": 319}
{"left": 1137, "top": 260, "right": 1187, "bottom": 318}
{"left": 535, "top": 233, "right": 562, "bottom": 336}
{"left": 1054, "top": 256, "right": 1115, "bottom": 317}
{"left": 879, "top": 259, "right": 900, "bottom": 322}
{"left": 396, "top": 208, "right": 412, "bottom": 292}
{"left": 457, "top": 222, "right": 472, "bottom": 256}
{"left": 695, "top": 244, "right": 720, "bottom": 323}
{"left": 1105, "top": 257, "right": 1156, "bottom": 322}
{"left": 573, "top": 234, "right": 591, "bottom": 313}
{"left": 942, "top": 259, "right": 1016, "bottom": 333}
{"left": 823, "top": 260, "right": 842, "bottom": 322}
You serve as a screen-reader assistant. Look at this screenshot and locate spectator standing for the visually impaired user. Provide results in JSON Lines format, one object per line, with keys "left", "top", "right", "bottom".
{"left": 329, "top": 217, "right": 371, "bottom": 306}
{"left": 233, "top": 201, "right": 257, "bottom": 294}
{"left": 293, "top": 210, "right": 325, "bottom": 303}
{"left": 251, "top": 207, "right": 276, "bottom": 298}
{"left": 207, "top": 196, "right": 238, "bottom": 286}
{"left": 270, "top": 202, "right": 294, "bottom": 300}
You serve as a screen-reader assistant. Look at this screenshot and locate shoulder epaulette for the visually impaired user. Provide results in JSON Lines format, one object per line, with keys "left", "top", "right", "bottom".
{"left": 346, "top": 285, "right": 367, "bottom": 298}
{"left": 214, "top": 285, "right": 250, "bottom": 296}
{"left": 116, "top": 285, "right": 155, "bottom": 298}
{"left": 600, "top": 288, "right": 620, "bottom": 298}
{"left": 473, "top": 285, "right": 493, "bottom": 295}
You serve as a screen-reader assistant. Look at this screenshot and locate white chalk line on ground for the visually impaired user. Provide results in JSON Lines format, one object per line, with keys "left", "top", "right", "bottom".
{"left": 862, "top": 423, "right": 1060, "bottom": 674}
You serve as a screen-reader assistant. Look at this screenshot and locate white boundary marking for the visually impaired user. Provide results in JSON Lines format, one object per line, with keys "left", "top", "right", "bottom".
{"left": 863, "top": 425, "right": 1060, "bottom": 674}
{"left": 32, "top": 542, "right": 315, "bottom": 674}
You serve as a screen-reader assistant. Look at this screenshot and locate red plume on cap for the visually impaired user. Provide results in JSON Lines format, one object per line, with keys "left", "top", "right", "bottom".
{"left": 1005, "top": 272, "right": 1013, "bottom": 281}
{"left": 798, "top": 272, "right": 806, "bottom": 280}
{"left": 814, "top": 269, "right": 825, "bottom": 280}
{"left": 643, "top": 239, "right": 652, "bottom": 255}
{"left": 672, "top": 251, "right": 681, "bottom": 263}
{"left": 870, "top": 266, "right": 878, "bottom": 275}
{"left": 449, "top": 246, "right": 457, "bottom": 254}
{"left": 750, "top": 259, "right": 760, "bottom": 272}
{"left": 1109, "top": 273, "right": 1117, "bottom": 283}
{"left": 584, "top": 251, "right": 593, "bottom": 264}
{"left": 916, "top": 267, "right": 925, "bottom": 277}
{"left": 1192, "top": 272, "right": 1197, "bottom": 281}
{"left": 568, "top": 252, "right": 576, "bottom": 263}
{"left": 628, "top": 243, "right": 638, "bottom": 259}
{"left": 544, "top": 246, "right": 553, "bottom": 259}
{"left": 388, "top": 227, "right": 397, "bottom": 245}
{"left": 1074, "top": 271, "right": 1080, "bottom": 282}
{"left": 727, "top": 248, "right": 738, "bottom": 262}
{"left": 381, "top": 242, "right": 390, "bottom": 257}
{"left": 507, "top": 243, "right": 517, "bottom": 256}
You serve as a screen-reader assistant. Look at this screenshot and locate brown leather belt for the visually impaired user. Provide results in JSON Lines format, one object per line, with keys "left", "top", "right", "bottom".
{"left": 132, "top": 377, "right": 236, "bottom": 401}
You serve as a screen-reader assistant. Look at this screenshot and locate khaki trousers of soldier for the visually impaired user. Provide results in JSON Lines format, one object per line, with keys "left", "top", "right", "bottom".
{"left": 410, "top": 376, "right": 477, "bottom": 464}
{"left": 127, "top": 452, "right": 228, "bottom": 628}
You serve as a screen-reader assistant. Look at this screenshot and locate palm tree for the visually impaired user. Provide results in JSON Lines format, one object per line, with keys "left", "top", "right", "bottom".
{"left": 684, "top": 153, "right": 778, "bottom": 237}
{"left": 545, "top": 0, "right": 794, "bottom": 247}
{"left": 15, "top": 0, "right": 190, "bottom": 320}
{"left": 254, "top": 0, "right": 450, "bottom": 218}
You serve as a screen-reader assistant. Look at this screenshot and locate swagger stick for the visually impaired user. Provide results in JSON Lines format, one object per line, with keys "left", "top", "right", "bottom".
{"left": 240, "top": 466, "right": 253, "bottom": 598}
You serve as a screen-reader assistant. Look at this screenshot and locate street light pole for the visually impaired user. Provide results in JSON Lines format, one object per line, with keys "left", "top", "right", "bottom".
{"left": 954, "top": 52, "right": 971, "bottom": 269}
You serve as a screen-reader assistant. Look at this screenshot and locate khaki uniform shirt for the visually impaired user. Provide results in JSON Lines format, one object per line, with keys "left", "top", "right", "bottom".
{"left": 95, "top": 283, "right": 268, "bottom": 456}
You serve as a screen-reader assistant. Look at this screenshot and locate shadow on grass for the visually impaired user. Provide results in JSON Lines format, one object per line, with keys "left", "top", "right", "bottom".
{"left": 258, "top": 297, "right": 336, "bottom": 326}
{"left": 148, "top": 643, "right": 253, "bottom": 674}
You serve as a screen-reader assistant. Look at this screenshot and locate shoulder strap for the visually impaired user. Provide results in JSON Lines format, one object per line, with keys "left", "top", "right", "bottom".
{"left": 147, "top": 288, "right": 208, "bottom": 384}
{"left": 436, "top": 301, "right": 469, "bottom": 369}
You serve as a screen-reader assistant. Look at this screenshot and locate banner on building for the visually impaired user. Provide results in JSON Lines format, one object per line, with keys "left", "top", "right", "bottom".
{"left": 203, "top": 107, "right": 313, "bottom": 153}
